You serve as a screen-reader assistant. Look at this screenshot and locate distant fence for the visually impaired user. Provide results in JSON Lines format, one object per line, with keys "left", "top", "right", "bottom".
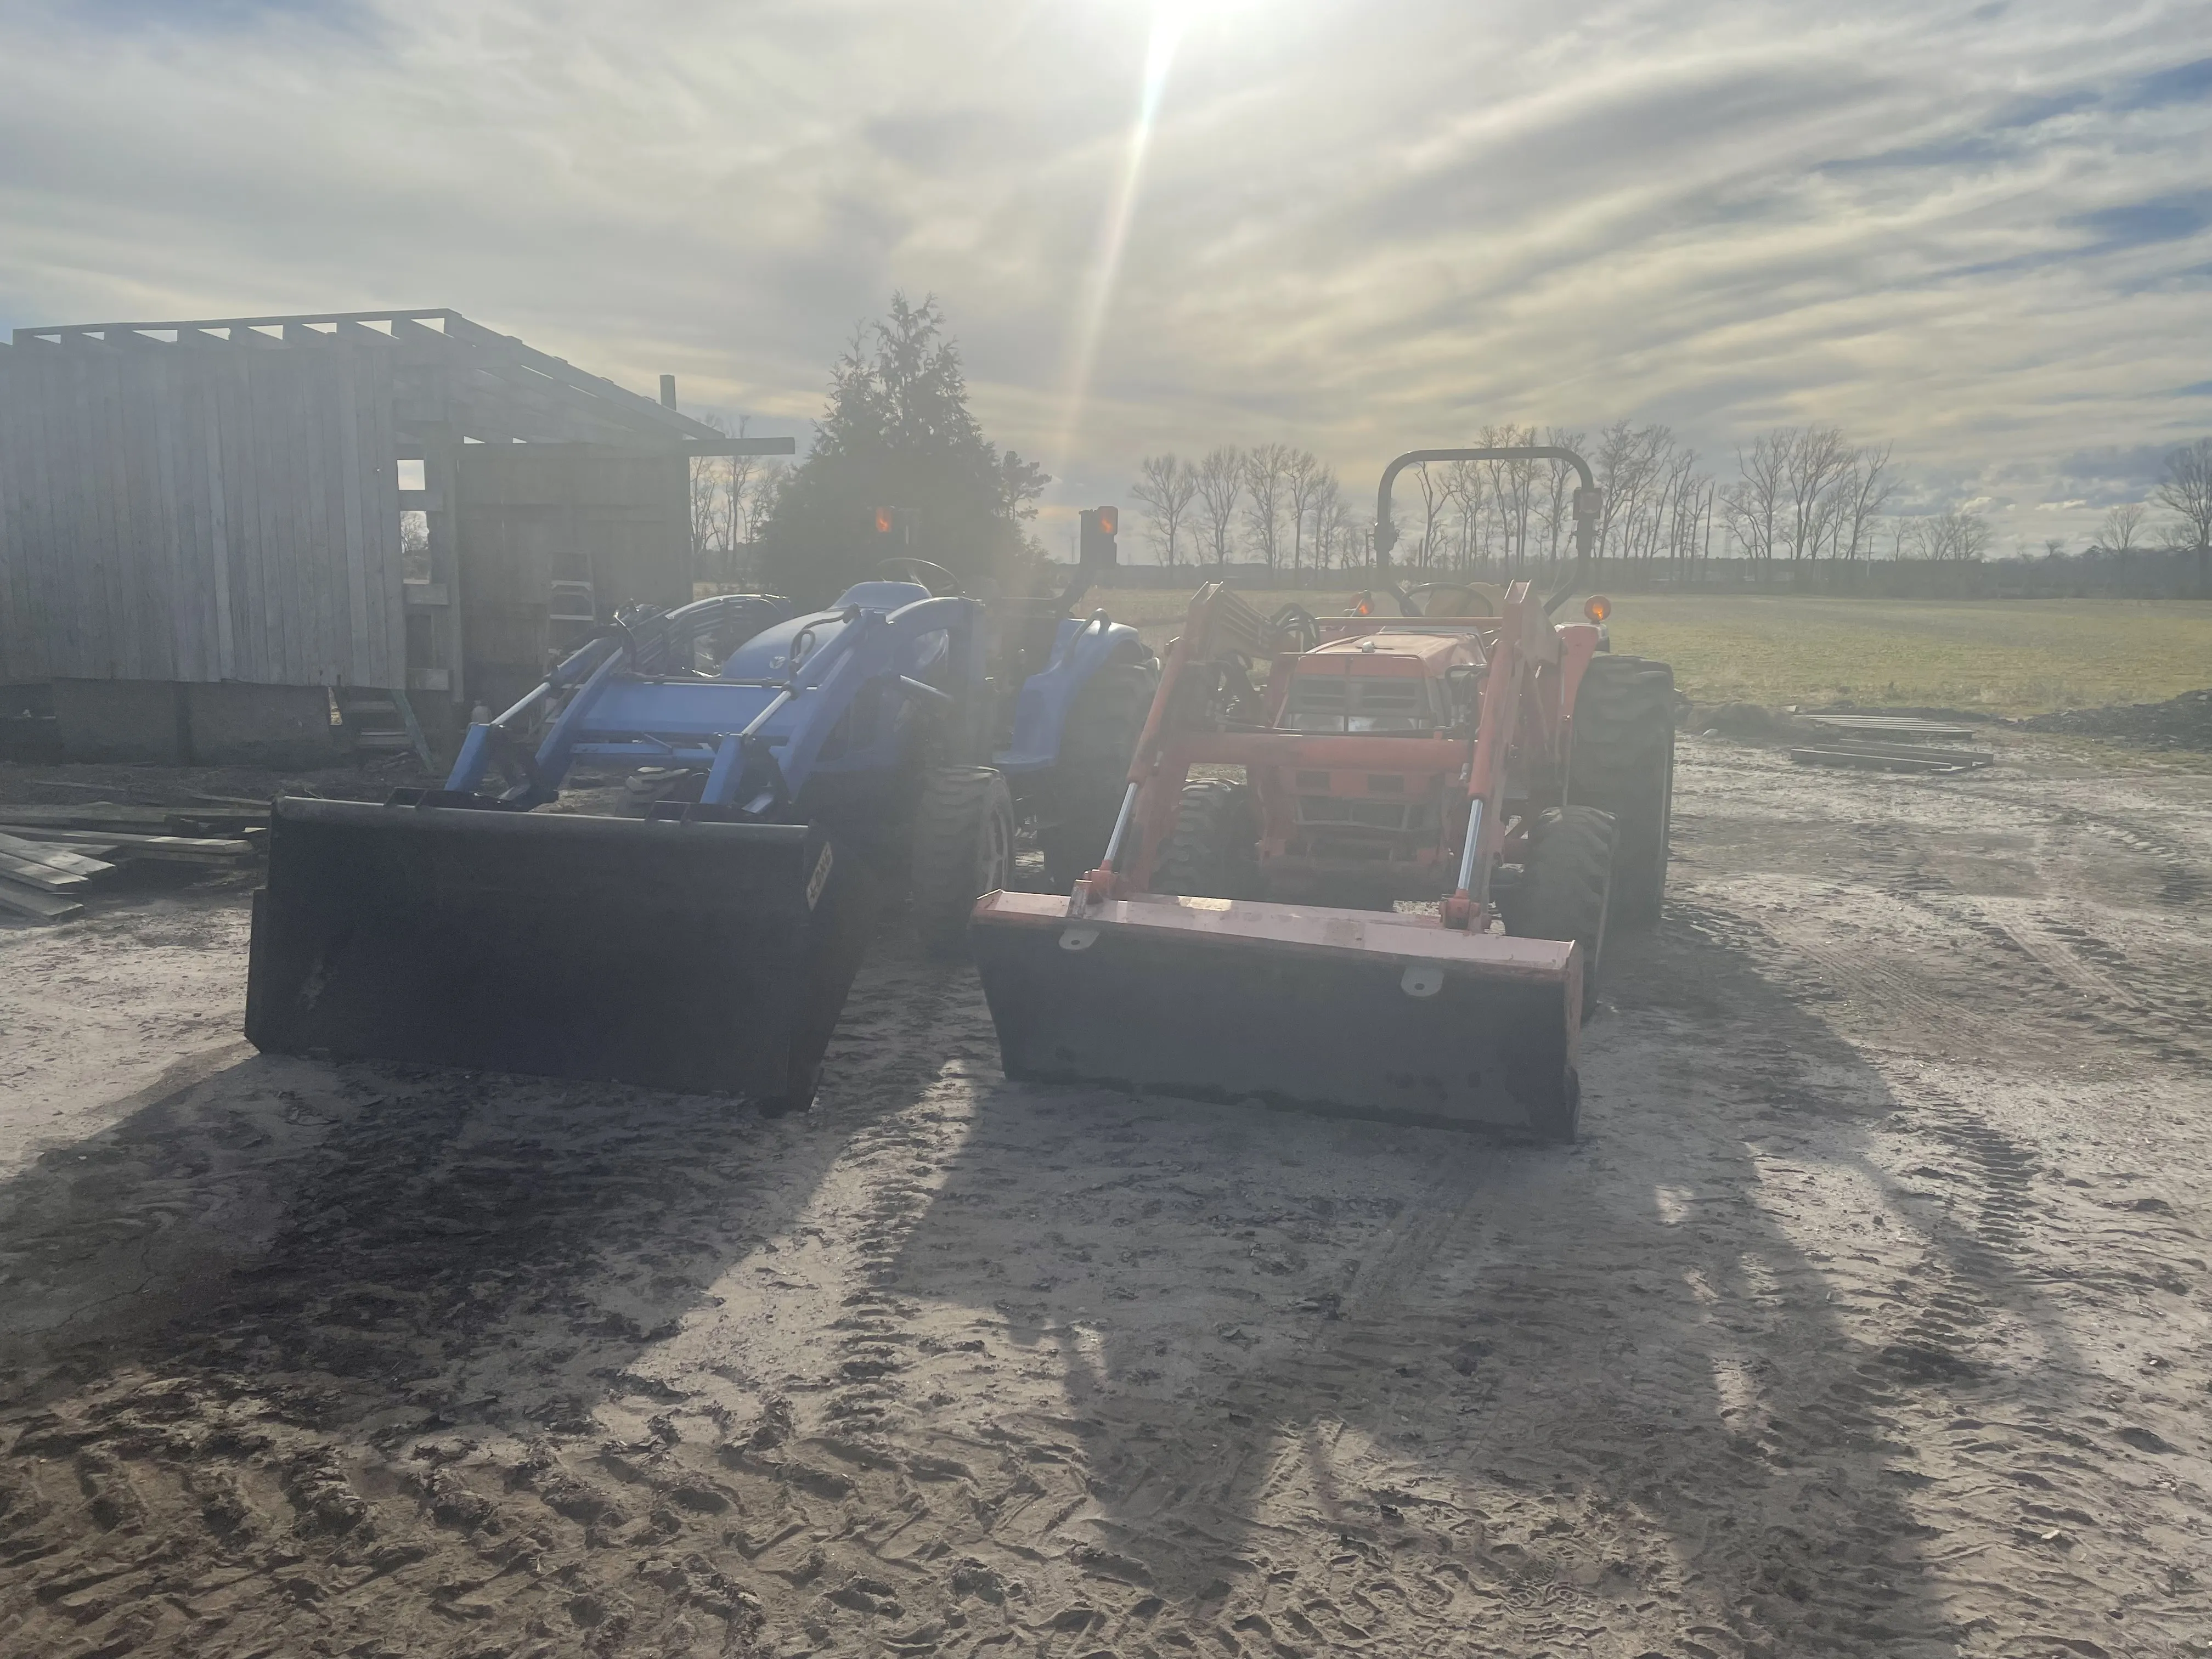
{"left": 1058, "top": 548, "right": 2210, "bottom": 600}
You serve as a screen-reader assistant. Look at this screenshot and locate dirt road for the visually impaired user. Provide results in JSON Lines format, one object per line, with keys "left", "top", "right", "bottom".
{"left": 2, "top": 737, "right": 2208, "bottom": 1658}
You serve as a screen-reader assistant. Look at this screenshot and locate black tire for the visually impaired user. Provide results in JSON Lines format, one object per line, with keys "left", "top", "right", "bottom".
{"left": 1156, "top": 780, "right": 1260, "bottom": 900}
{"left": 1501, "top": 804, "right": 1616, "bottom": 1012}
{"left": 911, "top": 767, "right": 1014, "bottom": 956}
{"left": 1567, "top": 653, "right": 1675, "bottom": 930}
{"left": 1041, "top": 659, "right": 1158, "bottom": 889}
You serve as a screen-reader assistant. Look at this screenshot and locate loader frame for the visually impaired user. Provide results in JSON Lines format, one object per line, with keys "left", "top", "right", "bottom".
{"left": 1080, "top": 443, "right": 1605, "bottom": 934}
{"left": 968, "top": 444, "right": 1624, "bottom": 1138}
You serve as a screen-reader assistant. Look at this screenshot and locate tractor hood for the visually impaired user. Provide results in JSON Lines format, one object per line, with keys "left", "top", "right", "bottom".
{"left": 720, "top": 581, "right": 946, "bottom": 680}
{"left": 1302, "top": 629, "right": 1482, "bottom": 672}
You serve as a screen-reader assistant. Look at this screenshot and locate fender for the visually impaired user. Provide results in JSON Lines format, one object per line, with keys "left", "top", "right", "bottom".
{"left": 996, "top": 614, "right": 1148, "bottom": 775}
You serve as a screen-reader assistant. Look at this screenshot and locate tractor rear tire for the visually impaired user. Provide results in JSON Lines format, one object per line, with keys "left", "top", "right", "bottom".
{"left": 1567, "top": 653, "right": 1674, "bottom": 930}
{"left": 1502, "top": 804, "right": 1616, "bottom": 1014}
{"left": 1156, "top": 780, "right": 1260, "bottom": 900}
{"left": 911, "top": 767, "right": 1015, "bottom": 957}
{"left": 1041, "top": 659, "right": 1158, "bottom": 889}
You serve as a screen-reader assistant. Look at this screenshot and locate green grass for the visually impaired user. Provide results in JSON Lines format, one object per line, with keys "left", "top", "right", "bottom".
{"left": 1604, "top": 596, "right": 2212, "bottom": 715}
{"left": 1099, "top": 585, "right": 2212, "bottom": 717}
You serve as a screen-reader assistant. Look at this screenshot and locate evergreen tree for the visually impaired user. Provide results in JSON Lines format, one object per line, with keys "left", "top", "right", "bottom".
{"left": 758, "top": 295, "right": 1047, "bottom": 602}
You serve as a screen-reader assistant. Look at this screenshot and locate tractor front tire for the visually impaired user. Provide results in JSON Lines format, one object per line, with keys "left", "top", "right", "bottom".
{"left": 1567, "top": 653, "right": 1675, "bottom": 930}
{"left": 911, "top": 767, "right": 1015, "bottom": 956}
{"left": 1502, "top": 804, "right": 1617, "bottom": 1014}
{"left": 1156, "top": 780, "right": 1260, "bottom": 900}
{"left": 1041, "top": 658, "right": 1158, "bottom": 889}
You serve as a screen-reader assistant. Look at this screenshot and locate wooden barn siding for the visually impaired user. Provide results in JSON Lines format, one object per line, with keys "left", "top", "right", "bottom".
{"left": 0, "top": 338, "right": 407, "bottom": 687}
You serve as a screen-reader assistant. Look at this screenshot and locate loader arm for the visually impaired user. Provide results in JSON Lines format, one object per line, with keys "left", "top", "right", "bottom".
{"left": 1440, "top": 580, "right": 1563, "bottom": 930}
{"left": 1076, "top": 582, "right": 1278, "bottom": 905}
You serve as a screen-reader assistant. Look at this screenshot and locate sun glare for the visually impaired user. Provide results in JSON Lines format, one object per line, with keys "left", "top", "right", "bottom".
{"left": 1051, "top": 3, "right": 1191, "bottom": 481}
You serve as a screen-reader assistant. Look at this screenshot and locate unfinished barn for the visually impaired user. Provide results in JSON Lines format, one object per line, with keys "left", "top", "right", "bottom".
{"left": 0, "top": 309, "right": 785, "bottom": 765}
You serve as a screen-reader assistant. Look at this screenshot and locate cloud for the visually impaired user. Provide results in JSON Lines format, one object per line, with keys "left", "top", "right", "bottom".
{"left": 1, "top": 0, "right": 2209, "bottom": 556}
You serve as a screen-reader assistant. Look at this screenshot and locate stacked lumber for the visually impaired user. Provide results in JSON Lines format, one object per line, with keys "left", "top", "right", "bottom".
{"left": 1797, "top": 713, "right": 1979, "bottom": 741}
{"left": 1785, "top": 710, "right": 1992, "bottom": 775}
{"left": 1790, "top": 740, "right": 1995, "bottom": 774}
{"left": 0, "top": 799, "right": 264, "bottom": 924}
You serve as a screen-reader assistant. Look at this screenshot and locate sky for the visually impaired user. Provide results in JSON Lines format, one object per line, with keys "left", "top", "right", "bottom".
{"left": 3, "top": 0, "right": 2211, "bottom": 556}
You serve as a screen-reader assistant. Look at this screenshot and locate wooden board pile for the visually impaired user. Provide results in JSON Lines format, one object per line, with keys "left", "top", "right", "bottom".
{"left": 0, "top": 799, "right": 266, "bottom": 923}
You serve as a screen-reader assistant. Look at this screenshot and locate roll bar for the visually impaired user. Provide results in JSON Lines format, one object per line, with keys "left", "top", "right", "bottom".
{"left": 1373, "top": 446, "right": 1602, "bottom": 614}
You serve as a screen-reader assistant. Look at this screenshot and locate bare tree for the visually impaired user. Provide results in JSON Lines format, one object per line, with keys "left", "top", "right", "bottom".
{"left": 686, "top": 413, "right": 785, "bottom": 582}
{"left": 1836, "top": 441, "right": 1897, "bottom": 563}
{"left": 1781, "top": 426, "right": 1854, "bottom": 564}
{"left": 1317, "top": 489, "right": 1362, "bottom": 573}
{"left": 1499, "top": 428, "right": 1538, "bottom": 573}
{"left": 1595, "top": 421, "right": 1657, "bottom": 562}
{"left": 2154, "top": 437, "right": 2212, "bottom": 590}
{"left": 1241, "top": 443, "right": 1294, "bottom": 573}
{"left": 1444, "top": 459, "right": 1486, "bottom": 574}
{"left": 1957, "top": 511, "right": 1993, "bottom": 563}
{"left": 1724, "top": 432, "right": 1787, "bottom": 572}
{"left": 400, "top": 510, "right": 431, "bottom": 583}
{"left": 1193, "top": 446, "right": 1244, "bottom": 571}
{"left": 1307, "top": 471, "right": 1340, "bottom": 569}
{"left": 726, "top": 415, "right": 785, "bottom": 555}
{"left": 1909, "top": 508, "right": 1991, "bottom": 562}
{"left": 1342, "top": 500, "right": 1379, "bottom": 574}
{"left": 1533, "top": 427, "right": 1587, "bottom": 574}
{"left": 1284, "top": 449, "right": 1325, "bottom": 575}
{"left": 1660, "top": 450, "right": 1712, "bottom": 574}
{"left": 1131, "top": 453, "right": 1199, "bottom": 568}
{"left": 1407, "top": 461, "right": 1448, "bottom": 572}
{"left": 690, "top": 415, "right": 738, "bottom": 579}
{"left": 2101, "top": 500, "right": 2147, "bottom": 554}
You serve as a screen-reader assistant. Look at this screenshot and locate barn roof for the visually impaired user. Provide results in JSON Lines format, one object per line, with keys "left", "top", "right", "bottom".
{"left": 5, "top": 308, "right": 724, "bottom": 449}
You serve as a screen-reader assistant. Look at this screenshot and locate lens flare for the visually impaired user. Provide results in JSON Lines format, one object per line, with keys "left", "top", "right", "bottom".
{"left": 1051, "top": 5, "right": 1186, "bottom": 482}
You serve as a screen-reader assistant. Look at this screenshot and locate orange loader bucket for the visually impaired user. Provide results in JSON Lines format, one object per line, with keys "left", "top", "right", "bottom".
{"left": 969, "top": 891, "right": 1584, "bottom": 1139}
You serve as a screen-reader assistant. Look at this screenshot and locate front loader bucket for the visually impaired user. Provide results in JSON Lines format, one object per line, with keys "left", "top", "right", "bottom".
{"left": 246, "top": 797, "right": 873, "bottom": 1106}
{"left": 969, "top": 891, "right": 1583, "bottom": 1139}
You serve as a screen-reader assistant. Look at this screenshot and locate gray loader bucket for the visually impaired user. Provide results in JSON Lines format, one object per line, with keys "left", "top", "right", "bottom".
{"left": 246, "top": 797, "right": 872, "bottom": 1107}
{"left": 970, "top": 891, "right": 1583, "bottom": 1139}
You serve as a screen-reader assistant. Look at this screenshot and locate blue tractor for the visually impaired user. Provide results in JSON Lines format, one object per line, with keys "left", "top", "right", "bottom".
{"left": 245, "top": 553, "right": 1154, "bottom": 1111}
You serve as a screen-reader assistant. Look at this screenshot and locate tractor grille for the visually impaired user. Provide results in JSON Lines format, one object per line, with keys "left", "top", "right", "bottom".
{"left": 1284, "top": 674, "right": 1437, "bottom": 733}
{"left": 1294, "top": 795, "right": 1443, "bottom": 834}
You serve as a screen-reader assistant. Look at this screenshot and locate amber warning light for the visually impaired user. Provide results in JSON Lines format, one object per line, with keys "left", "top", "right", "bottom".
{"left": 1583, "top": 595, "right": 1612, "bottom": 623}
{"left": 873, "top": 506, "right": 895, "bottom": 534}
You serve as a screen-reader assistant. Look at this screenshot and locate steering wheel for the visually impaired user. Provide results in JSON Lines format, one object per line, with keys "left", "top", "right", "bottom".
{"left": 876, "top": 556, "right": 962, "bottom": 596}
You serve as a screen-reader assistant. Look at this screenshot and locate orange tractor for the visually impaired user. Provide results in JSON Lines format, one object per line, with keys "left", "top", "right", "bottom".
{"left": 968, "top": 444, "right": 1675, "bottom": 1141}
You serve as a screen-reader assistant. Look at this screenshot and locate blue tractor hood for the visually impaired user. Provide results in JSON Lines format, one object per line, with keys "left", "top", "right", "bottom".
{"left": 720, "top": 581, "right": 938, "bottom": 680}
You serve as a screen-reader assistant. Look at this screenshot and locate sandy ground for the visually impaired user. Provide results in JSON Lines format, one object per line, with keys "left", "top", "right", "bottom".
{"left": 1, "top": 737, "right": 2209, "bottom": 1659}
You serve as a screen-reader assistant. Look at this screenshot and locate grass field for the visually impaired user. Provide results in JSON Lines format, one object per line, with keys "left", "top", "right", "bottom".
{"left": 1104, "top": 587, "right": 2212, "bottom": 716}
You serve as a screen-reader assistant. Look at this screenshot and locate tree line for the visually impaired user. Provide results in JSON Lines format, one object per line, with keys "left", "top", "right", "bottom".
{"left": 682, "top": 294, "right": 2212, "bottom": 596}
{"left": 1125, "top": 430, "right": 2212, "bottom": 578}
